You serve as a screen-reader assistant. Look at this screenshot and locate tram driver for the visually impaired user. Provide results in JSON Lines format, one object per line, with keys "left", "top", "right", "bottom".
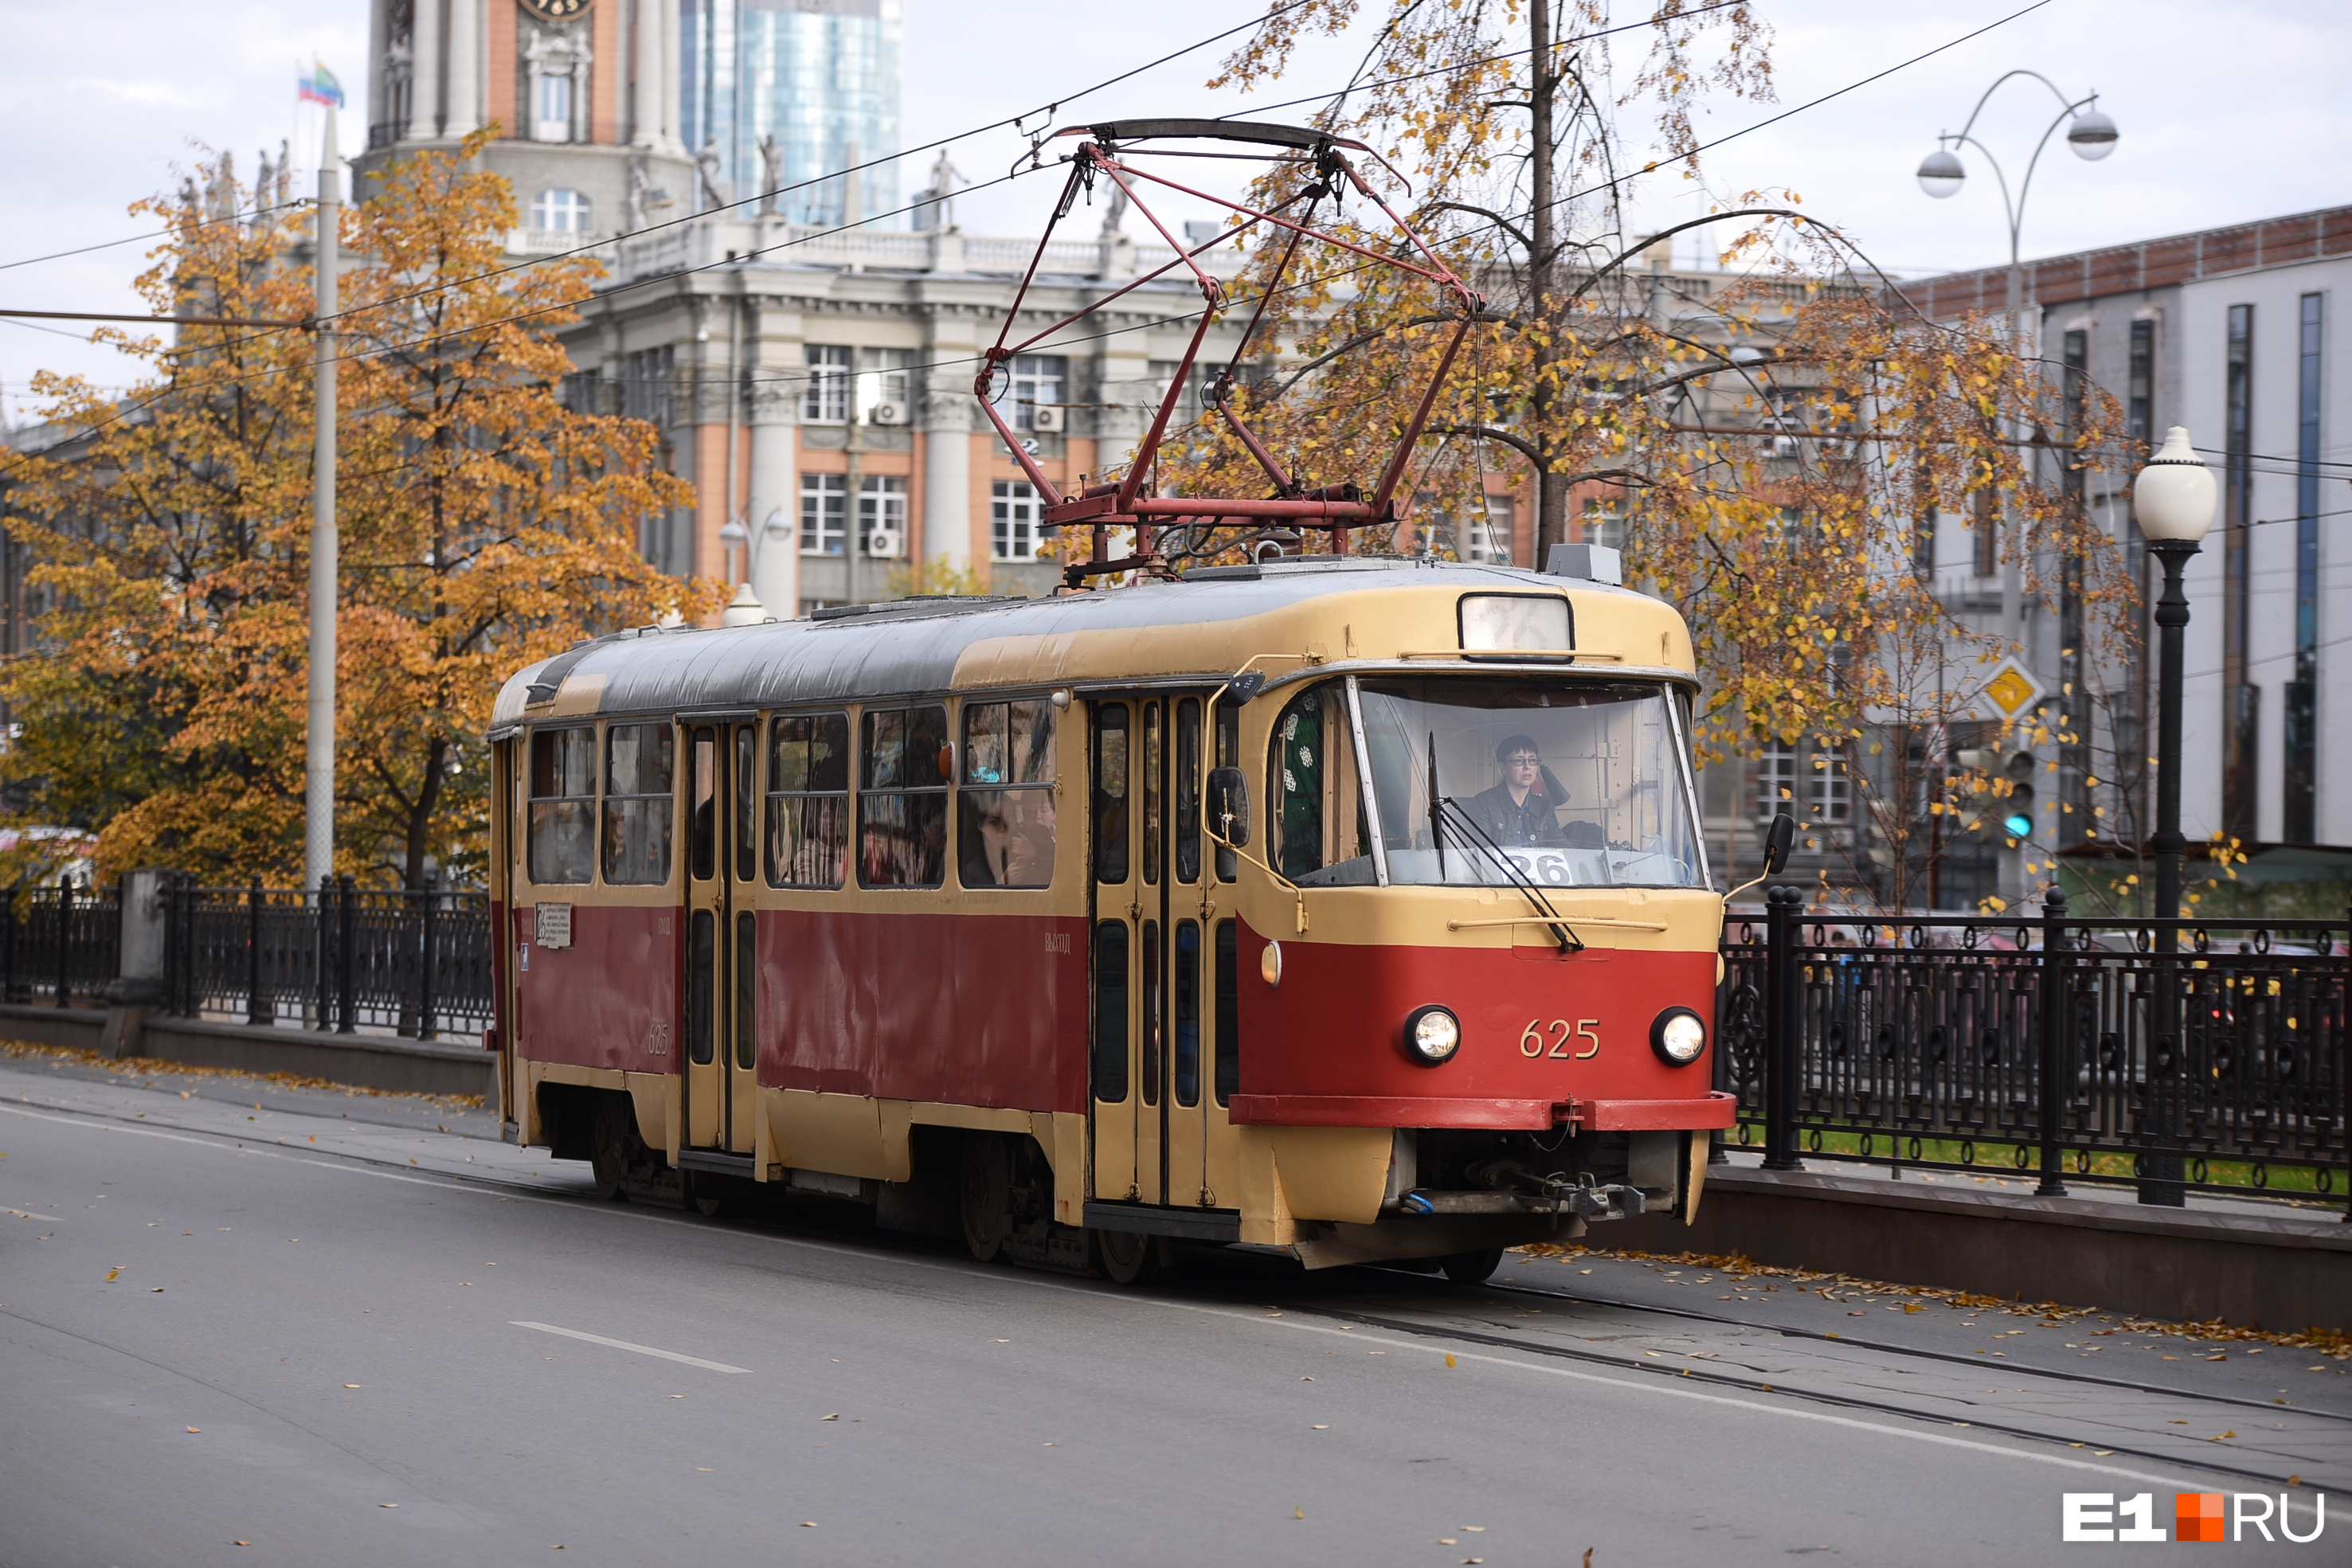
{"left": 1460, "top": 734, "right": 1567, "bottom": 847}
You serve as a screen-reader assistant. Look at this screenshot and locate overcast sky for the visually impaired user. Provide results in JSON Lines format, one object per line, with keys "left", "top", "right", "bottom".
{"left": 3, "top": 1, "right": 2346, "bottom": 417}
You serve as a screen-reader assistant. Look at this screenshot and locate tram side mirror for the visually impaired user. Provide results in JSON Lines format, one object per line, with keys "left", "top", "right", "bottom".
{"left": 1206, "top": 767, "right": 1251, "bottom": 847}
{"left": 1762, "top": 811, "right": 1796, "bottom": 876}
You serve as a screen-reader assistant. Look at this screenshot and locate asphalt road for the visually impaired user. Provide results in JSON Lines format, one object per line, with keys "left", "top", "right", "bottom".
{"left": 2, "top": 1055, "right": 2338, "bottom": 1567}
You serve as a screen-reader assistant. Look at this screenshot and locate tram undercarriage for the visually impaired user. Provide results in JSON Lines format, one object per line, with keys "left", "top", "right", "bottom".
{"left": 537, "top": 1081, "right": 1699, "bottom": 1285}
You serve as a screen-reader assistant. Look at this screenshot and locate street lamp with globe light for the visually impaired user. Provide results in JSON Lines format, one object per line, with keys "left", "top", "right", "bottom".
{"left": 1914, "top": 72, "right": 2119, "bottom": 647}
{"left": 2129, "top": 425, "right": 2215, "bottom": 1208}
{"left": 2131, "top": 427, "right": 2219, "bottom": 926}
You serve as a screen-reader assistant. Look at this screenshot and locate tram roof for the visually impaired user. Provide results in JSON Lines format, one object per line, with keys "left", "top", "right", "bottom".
{"left": 489, "top": 557, "right": 1689, "bottom": 736}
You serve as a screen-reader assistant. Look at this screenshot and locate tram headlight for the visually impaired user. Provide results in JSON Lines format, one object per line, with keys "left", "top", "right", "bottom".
{"left": 1650, "top": 1007, "right": 1707, "bottom": 1066}
{"left": 1402, "top": 1004, "right": 1462, "bottom": 1066}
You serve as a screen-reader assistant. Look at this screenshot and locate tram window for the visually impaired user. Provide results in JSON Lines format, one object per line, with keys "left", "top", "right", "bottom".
{"left": 766, "top": 712, "right": 850, "bottom": 890}
{"left": 688, "top": 727, "right": 717, "bottom": 882}
{"left": 733, "top": 726, "right": 757, "bottom": 884}
{"left": 601, "top": 723, "right": 674, "bottom": 885}
{"left": 1213, "top": 919, "right": 1239, "bottom": 1105}
{"left": 1091, "top": 920, "right": 1128, "bottom": 1102}
{"left": 1213, "top": 700, "right": 1239, "bottom": 882}
{"left": 1175, "top": 699, "right": 1201, "bottom": 884}
{"left": 734, "top": 912, "right": 757, "bottom": 1070}
{"left": 1267, "top": 683, "right": 1372, "bottom": 885}
{"left": 1143, "top": 704, "right": 1164, "bottom": 886}
{"left": 1093, "top": 705, "right": 1129, "bottom": 885}
{"left": 958, "top": 698, "right": 1057, "bottom": 889}
{"left": 1174, "top": 919, "right": 1200, "bottom": 1107}
{"left": 687, "top": 909, "right": 714, "bottom": 1065}
{"left": 1141, "top": 920, "right": 1161, "bottom": 1108}
{"left": 527, "top": 728, "right": 596, "bottom": 886}
{"left": 859, "top": 706, "right": 949, "bottom": 888}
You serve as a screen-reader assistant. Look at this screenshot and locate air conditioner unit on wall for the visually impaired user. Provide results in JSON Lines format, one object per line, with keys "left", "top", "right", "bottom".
{"left": 863, "top": 528, "right": 903, "bottom": 560}
{"left": 1029, "top": 404, "right": 1065, "bottom": 433}
{"left": 867, "top": 401, "right": 908, "bottom": 427}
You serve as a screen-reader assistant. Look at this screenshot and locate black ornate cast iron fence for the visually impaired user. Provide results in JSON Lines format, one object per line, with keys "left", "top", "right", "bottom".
{"left": 1716, "top": 885, "right": 2350, "bottom": 1214}
{"left": 158, "top": 878, "right": 492, "bottom": 1039}
{"left": 0, "top": 881, "right": 123, "bottom": 1007}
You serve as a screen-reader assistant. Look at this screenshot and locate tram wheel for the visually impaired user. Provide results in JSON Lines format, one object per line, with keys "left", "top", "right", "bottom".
{"left": 1095, "top": 1228, "right": 1164, "bottom": 1287}
{"left": 587, "top": 1098, "right": 628, "bottom": 1202}
{"left": 1440, "top": 1246, "right": 1505, "bottom": 1285}
{"left": 689, "top": 1176, "right": 726, "bottom": 1218}
{"left": 959, "top": 1132, "right": 1012, "bottom": 1263}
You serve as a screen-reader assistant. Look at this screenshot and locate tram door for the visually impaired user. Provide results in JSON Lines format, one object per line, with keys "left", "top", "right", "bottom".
{"left": 1090, "top": 697, "right": 1213, "bottom": 1209}
{"left": 683, "top": 721, "right": 761, "bottom": 1155}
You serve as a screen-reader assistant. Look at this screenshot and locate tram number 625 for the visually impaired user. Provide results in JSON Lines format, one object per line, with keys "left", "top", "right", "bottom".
{"left": 1520, "top": 1019, "right": 1600, "bottom": 1059}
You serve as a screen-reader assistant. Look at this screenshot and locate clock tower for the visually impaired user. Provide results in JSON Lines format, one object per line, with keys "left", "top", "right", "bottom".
{"left": 357, "top": 0, "right": 691, "bottom": 257}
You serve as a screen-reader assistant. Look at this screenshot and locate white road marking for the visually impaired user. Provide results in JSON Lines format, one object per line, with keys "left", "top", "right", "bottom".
{"left": 4, "top": 1090, "right": 2324, "bottom": 1512}
{"left": 509, "top": 1321, "right": 750, "bottom": 1374}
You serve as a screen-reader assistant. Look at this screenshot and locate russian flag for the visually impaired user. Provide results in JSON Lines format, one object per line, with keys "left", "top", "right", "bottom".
{"left": 299, "top": 61, "right": 343, "bottom": 108}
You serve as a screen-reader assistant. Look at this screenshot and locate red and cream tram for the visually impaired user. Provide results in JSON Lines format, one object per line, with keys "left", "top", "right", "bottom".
{"left": 487, "top": 553, "right": 1736, "bottom": 1283}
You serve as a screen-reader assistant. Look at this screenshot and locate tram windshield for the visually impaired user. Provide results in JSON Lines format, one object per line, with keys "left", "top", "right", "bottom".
{"left": 1267, "top": 677, "right": 1704, "bottom": 890}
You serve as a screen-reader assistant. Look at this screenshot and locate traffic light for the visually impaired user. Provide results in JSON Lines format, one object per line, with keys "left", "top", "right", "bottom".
{"left": 2002, "top": 749, "right": 2038, "bottom": 840}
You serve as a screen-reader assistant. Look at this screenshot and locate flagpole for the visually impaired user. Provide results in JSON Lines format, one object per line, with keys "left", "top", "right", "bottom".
{"left": 304, "top": 98, "right": 338, "bottom": 889}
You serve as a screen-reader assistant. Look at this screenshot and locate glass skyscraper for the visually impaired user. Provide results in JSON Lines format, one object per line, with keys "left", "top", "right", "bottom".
{"left": 681, "top": 0, "right": 903, "bottom": 226}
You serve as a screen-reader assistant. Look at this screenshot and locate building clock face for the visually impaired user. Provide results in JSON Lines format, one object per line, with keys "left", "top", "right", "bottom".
{"left": 519, "top": 0, "right": 592, "bottom": 19}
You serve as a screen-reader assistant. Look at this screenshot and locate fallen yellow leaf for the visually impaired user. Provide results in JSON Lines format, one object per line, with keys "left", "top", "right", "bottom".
{"left": 104, "top": 1268, "right": 119, "bottom": 1282}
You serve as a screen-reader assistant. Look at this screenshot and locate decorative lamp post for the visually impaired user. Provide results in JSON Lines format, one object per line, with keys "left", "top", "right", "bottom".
{"left": 1915, "top": 73, "right": 2119, "bottom": 647}
{"left": 2132, "top": 427, "right": 2217, "bottom": 924}
{"left": 718, "top": 513, "right": 790, "bottom": 624}
{"left": 2130, "top": 426, "right": 2216, "bottom": 1207}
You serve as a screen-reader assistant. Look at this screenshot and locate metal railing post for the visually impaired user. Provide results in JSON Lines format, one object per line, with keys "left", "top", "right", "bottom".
{"left": 1763, "top": 884, "right": 1805, "bottom": 1171}
{"left": 419, "top": 874, "right": 440, "bottom": 1042}
{"left": 336, "top": 874, "right": 357, "bottom": 1034}
{"left": 315, "top": 875, "right": 335, "bottom": 1031}
{"left": 2, "top": 878, "right": 17, "bottom": 1005}
{"left": 247, "top": 876, "right": 268, "bottom": 1026}
{"left": 2036, "top": 885, "right": 2070, "bottom": 1196}
{"left": 54, "top": 875, "right": 72, "bottom": 1007}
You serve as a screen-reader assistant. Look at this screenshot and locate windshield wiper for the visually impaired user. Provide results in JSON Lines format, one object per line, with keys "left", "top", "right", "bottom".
{"left": 1437, "top": 797, "right": 1584, "bottom": 953}
{"left": 1426, "top": 731, "right": 1446, "bottom": 881}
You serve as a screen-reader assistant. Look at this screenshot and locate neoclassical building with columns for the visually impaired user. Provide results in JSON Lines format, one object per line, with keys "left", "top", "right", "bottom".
{"left": 552, "top": 212, "right": 1253, "bottom": 610}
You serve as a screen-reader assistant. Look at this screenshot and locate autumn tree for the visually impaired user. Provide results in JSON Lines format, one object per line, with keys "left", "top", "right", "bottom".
{"left": 1103, "top": 1, "right": 2142, "bottom": 909}
{"left": 2, "top": 131, "right": 716, "bottom": 889}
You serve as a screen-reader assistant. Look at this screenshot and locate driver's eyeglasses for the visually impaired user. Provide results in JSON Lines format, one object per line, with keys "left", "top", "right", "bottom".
{"left": 1505, "top": 754, "right": 1541, "bottom": 767}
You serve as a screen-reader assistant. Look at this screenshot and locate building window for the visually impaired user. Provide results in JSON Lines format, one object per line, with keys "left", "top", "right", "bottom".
{"left": 1464, "top": 497, "right": 1514, "bottom": 564}
{"left": 988, "top": 482, "right": 1035, "bottom": 561}
{"left": 535, "top": 72, "right": 573, "bottom": 142}
{"left": 859, "top": 475, "right": 906, "bottom": 558}
{"left": 803, "top": 345, "right": 851, "bottom": 424}
{"left": 1000, "top": 354, "right": 1066, "bottom": 431}
{"left": 1913, "top": 504, "right": 1936, "bottom": 580}
{"left": 992, "top": 480, "right": 1039, "bottom": 561}
{"left": 800, "top": 473, "right": 847, "bottom": 555}
{"left": 1755, "top": 741, "right": 1850, "bottom": 827}
{"left": 531, "top": 189, "right": 590, "bottom": 233}
{"left": 1580, "top": 501, "right": 1624, "bottom": 552}
{"left": 857, "top": 348, "right": 914, "bottom": 421}
{"left": 2127, "top": 318, "right": 2155, "bottom": 446}
{"left": 1971, "top": 487, "right": 1998, "bottom": 577}
{"left": 622, "top": 346, "right": 674, "bottom": 427}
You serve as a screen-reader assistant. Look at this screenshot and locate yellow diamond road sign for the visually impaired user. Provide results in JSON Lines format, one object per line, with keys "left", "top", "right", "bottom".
{"left": 1980, "top": 659, "right": 2045, "bottom": 718}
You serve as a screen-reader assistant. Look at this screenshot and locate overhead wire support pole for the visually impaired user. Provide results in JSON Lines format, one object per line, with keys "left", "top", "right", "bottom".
{"left": 306, "top": 105, "right": 340, "bottom": 890}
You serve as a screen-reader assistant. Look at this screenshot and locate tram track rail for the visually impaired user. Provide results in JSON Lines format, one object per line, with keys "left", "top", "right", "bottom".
{"left": 1461, "top": 1277, "right": 2352, "bottom": 1425}
{"left": 1277, "top": 1294, "right": 2327, "bottom": 1488}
